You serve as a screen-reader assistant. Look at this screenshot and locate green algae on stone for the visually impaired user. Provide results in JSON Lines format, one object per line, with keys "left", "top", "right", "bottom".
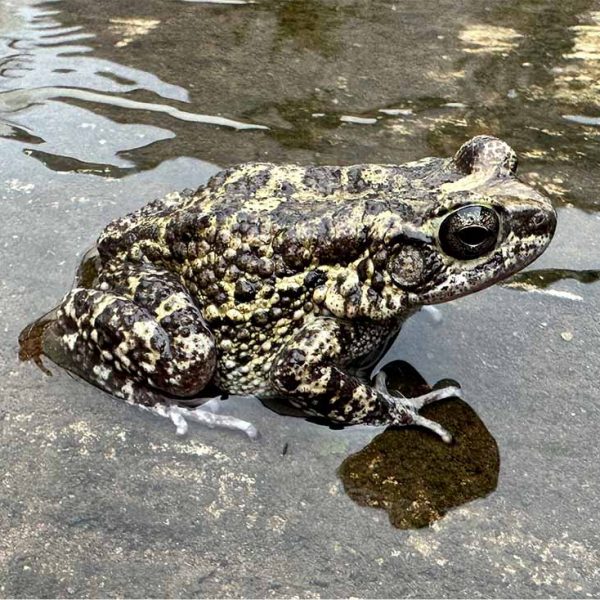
{"left": 338, "top": 361, "right": 500, "bottom": 529}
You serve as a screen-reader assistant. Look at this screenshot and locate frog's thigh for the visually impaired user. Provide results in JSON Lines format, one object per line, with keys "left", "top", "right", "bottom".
{"left": 269, "top": 318, "right": 391, "bottom": 425}
{"left": 44, "top": 283, "right": 216, "bottom": 400}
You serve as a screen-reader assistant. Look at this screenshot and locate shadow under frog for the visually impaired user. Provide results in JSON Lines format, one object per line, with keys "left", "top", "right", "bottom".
{"left": 266, "top": 359, "right": 500, "bottom": 530}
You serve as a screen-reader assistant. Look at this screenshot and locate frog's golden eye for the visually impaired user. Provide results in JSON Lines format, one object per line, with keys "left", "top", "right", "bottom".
{"left": 439, "top": 205, "right": 500, "bottom": 260}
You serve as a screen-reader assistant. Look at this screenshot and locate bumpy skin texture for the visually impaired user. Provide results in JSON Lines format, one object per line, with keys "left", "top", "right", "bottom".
{"left": 20, "top": 136, "right": 556, "bottom": 432}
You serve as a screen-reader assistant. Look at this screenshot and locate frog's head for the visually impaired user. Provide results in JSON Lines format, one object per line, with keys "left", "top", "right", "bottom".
{"left": 380, "top": 136, "right": 557, "bottom": 308}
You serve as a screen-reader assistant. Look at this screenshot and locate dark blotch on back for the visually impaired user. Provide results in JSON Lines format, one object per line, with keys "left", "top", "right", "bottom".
{"left": 304, "top": 270, "right": 328, "bottom": 288}
{"left": 303, "top": 167, "right": 342, "bottom": 196}
{"left": 224, "top": 167, "right": 272, "bottom": 198}
{"left": 234, "top": 279, "right": 258, "bottom": 302}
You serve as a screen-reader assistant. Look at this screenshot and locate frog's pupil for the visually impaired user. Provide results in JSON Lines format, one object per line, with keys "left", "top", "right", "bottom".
{"left": 458, "top": 225, "right": 490, "bottom": 247}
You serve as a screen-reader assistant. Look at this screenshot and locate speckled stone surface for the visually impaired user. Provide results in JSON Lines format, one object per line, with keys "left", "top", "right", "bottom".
{"left": 1, "top": 0, "right": 600, "bottom": 596}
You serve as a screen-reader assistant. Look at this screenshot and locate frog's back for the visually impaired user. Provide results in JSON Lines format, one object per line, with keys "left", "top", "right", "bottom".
{"left": 201, "top": 159, "right": 458, "bottom": 206}
{"left": 96, "top": 158, "right": 460, "bottom": 268}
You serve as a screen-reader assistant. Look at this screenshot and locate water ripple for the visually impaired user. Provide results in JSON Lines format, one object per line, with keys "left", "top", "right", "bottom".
{"left": 0, "top": 86, "right": 268, "bottom": 130}
{"left": 0, "top": 0, "right": 266, "bottom": 177}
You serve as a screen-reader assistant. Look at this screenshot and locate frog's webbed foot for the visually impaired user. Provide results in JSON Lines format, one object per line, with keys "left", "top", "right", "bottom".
{"left": 374, "top": 371, "right": 461, "bottom": 443}
{"left": 374, "top": 371, "right": 463, "bottom": 409}
{"left": 18, "top": 309, "right": 59, "bottom": 376}
{"left": 146, "top": 401, "right": 259, "bottom": 440}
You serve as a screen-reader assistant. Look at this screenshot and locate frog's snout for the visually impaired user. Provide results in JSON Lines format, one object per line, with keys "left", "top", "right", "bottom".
{"left": 529, "top": 204, "right": 557, "bottom": 238}
{"left": 504, "top": 195, "right": 557, "bottom": 243}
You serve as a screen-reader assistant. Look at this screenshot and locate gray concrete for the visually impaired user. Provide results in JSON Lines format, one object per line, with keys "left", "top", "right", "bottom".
{"left": 1, "top": 0, "right": 600, "bottom": 597}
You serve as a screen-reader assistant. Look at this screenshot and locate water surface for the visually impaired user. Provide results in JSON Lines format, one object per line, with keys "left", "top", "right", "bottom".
{"left": 1, "top": 0, "right": 599, "bottom": 597}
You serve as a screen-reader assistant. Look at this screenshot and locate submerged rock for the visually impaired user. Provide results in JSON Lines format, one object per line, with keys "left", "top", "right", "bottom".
{"left": 338, "top": 361, "right": 499, "bottom": 529}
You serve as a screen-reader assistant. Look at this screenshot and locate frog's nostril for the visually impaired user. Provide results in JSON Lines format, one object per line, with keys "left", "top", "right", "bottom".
{"left": 532, "top": 211, "right": 545, "bottom": 227}
{"left": 531, "top": 209, "right": 556, "bottom": 233}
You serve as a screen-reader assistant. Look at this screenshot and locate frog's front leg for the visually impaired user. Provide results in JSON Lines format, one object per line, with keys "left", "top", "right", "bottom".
{"left": 29, "top": 263, "right": 256, "bottom": 438}
{"left": 269, "top": 318, "right": 454, "bottom": 442}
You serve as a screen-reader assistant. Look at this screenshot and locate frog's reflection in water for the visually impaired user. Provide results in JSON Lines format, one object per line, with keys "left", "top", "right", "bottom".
{"left": 263, "top": 359, "right": 500, "bottom": 529}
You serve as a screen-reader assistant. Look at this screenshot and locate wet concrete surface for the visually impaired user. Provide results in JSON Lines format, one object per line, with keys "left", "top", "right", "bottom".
{"left": 1, "top": 0, "right": 600, "bottom": 597}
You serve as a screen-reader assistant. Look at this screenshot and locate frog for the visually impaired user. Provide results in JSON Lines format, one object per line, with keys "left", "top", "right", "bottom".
{"left": 19, "top": 135, "right": 556, "bottom": 442}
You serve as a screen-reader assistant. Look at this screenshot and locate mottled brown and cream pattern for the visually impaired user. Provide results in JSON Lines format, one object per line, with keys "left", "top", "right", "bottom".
{"left": 20, "top": 136, "right": 556, "bottom": 440}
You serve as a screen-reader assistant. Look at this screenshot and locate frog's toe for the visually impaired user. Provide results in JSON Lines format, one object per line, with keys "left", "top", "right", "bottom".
{"left": 174, "top": 404, "right": 259, "bottom": 439}
{"left": 187, "top": 405, "right": 259, "bottom": 439}
{"left": 374, "top": 371, "right": 462, "bottom": 409}
{"left": 143, "top": 402, "right": 258, "bottom": 439}
{"left": 388, "top": 403, "right": 453, "bottom": 443}
{"left": 405, "top": 385, "right": 463, "bottom": 410}
{"left": 410, "top": 414, "right": 453, "bottom": 443}
{"left": 387, "top": 400, "right": 453, "bottom": 443}
{"left": 374, "top": 371, "right": 390, "bottom": 394}
{"left": 374, "top": 371, "right": 456, "bottom": 443}
{"left": 169, "top": 407, "right": 189, "bottom": 436}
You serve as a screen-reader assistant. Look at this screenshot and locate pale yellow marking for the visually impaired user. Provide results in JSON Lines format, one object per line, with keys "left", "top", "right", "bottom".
{"left": 109, "top": 18, "right": 160, "bottom": 48}
{"left": 459, "top": 25, "right": 522, "bottom": 54}
{"left": 86, "top": 293, "right": 121, "bottom": 326}
{"left": 155, "top": 292, "right": 191, "bottom": 320}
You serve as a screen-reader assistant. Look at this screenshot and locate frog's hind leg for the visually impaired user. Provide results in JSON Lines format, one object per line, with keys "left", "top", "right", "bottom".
{"left": 147, "top": 402, "right": 258, "bottom": 439}
{"left": 41, "top": 285, "right": 216, "bottom": 402}
{"left": 34, "top": 263, "right": 257, "bottom": 438}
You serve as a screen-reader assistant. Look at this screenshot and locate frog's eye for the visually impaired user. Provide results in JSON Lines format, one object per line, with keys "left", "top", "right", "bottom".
{"left": 439, "top": 205, "right": 500, "bottom": 260}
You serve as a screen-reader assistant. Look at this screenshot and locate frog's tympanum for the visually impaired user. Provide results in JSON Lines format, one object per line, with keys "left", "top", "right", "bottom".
{"left": 20, "top": 136, "right": 556, "bottom": 440}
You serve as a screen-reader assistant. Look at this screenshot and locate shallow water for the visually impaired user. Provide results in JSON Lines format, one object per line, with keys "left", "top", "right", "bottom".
{"left": 1, "top": 0, "right": 599, "bottom": 597}
{"left": 4, "top": 0, "right": 600, "bottom": 207}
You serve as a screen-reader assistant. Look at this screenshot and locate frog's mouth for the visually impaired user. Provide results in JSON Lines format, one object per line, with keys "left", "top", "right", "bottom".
{"left": 408, "top": 228, "right": 555, "bottom": 306}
